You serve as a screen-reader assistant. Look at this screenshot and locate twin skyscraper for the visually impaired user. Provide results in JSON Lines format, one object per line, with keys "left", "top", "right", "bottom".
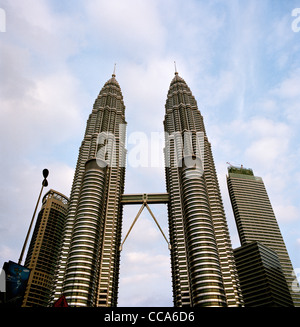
{"left": 45, "top": 70, "right": 298, "bottom": 307}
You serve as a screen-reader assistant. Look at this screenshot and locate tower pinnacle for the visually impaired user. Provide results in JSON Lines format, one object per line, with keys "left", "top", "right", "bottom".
{"left": 112, "top": 63, "right": 117, "bottom": 77}
{"left": 174, "top": 61, "right": 178, "bottom": 75}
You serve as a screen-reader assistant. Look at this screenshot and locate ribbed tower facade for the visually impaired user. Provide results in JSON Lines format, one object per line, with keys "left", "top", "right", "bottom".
{"left": 164, "top": 72, "right": 242, "bottom": 306}
{"left": 227, "top": 166, "right": 300, "bottom": 306}
{"left": 23, "top": 189, "right": 69, "bottom": 307}
{"left": 53, "top": 74, "right": 126, "bottom": 307}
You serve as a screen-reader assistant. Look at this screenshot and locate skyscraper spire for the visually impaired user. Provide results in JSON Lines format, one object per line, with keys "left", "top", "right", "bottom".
{"left": 52, "top": 74, "right": 127, "bottom": 307}
{"left": 113, "top": 63, "right": 117, "bottom": 77}
{"left": 164, "top": 73, "right": 243, "bottom": 306}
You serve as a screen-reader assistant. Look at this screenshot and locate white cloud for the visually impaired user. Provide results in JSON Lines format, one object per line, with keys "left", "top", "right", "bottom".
{"left": 85, "top": 0, "right": 166, "bottom": 59}
{"left": 269, "top": 68, "right": 300, "bottom": 123}
{"left": 28, "top": 71, "right": 85, "bottom": 141}
{"left": 0, "top": 65, "right": 86, "bottom": 180}
{"left": 0, "top": 1, "right": 88, "bottom": 162}
{"left": 249, "top": 117, "right": 290, "bottom": 137}
{"left": 196, "top": 70, "right": 238, "bottom": 108}
{"left": 273, "top": 204, "right": 300, "bottom": 223}
{"left": 124, "top": 251, "right": 170, "bottom": 272}
{"left": 267, "top": 11, "right": 295, "bottom": 53}
{"left": 3, "top": 0, "right": 83, "bottom": 60}
{"left": 119, "top": 250, "right": 172, "bottom": 306}
{"left": 272, "top": 68, "right": 300, "bottom": 99}
{"left": 210, "top": 116, "right": 292, "bottom": 173}
{"left": 120, "top": 59, "right": 175, "bottom": 133}
{"left": 9, "top": 0, "right": 57, "bottom": 32}
{"left": 245, "top": 136, "right": 288, "bottom": 168}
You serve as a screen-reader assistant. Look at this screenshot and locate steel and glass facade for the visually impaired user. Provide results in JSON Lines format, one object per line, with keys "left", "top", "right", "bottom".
{"left": 164, "top": 73, "right": 243, "bottom": 306}
{"left": 227, "top": 166, "right": 300, "bottom": 306}
{"left": 53, "top": 74, "right": 126, "bottom": 307}
{"left": 22, "top": 189, "right": 69, "bottom": 307}
{"left": 52, "top": 72, "right": 245, "bottom": 307}
{"left": 234, "top": 241, "right": 293, "bottom": 306}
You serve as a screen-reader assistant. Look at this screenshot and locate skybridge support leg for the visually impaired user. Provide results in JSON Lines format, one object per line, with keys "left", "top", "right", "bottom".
{"left": 145, "top": 203, "right": 171, "bottom": 250}
{"left": 119, "top": 203, "right": 145, "bottom": 251}
{"left": 119, "top": 198, "right": 171, "bottom": 251}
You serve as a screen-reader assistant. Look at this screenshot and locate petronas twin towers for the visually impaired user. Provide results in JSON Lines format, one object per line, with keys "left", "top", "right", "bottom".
{"left": 52, "top": 70, "right": 243, "bottom": 307}
{"left": 164, "top": 72, "right": 241, "bottom": 306}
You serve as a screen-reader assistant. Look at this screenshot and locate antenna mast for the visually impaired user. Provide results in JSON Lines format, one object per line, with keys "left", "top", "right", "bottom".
{"left": 174, "top": 61, "right": 178, "bottom": 75}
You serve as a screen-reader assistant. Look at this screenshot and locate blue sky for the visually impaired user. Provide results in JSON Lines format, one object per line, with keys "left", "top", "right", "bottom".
{"left": 0, "top": 0, "right": 300, "bottom": 306}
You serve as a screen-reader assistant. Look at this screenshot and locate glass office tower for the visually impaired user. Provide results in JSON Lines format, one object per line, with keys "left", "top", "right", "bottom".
{"left": 227, "top": 166, "right": 300, "bottom": 306}
{"left": 234, "top": 241, "right": 293, "bottom": 306}
{"left": 22, "top": 189, "right": 69, "bottom": 307}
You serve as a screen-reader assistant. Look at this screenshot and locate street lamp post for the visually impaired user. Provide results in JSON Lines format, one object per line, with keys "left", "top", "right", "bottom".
{"left": 18, "top": 169, "right": 49, "bottom": 265}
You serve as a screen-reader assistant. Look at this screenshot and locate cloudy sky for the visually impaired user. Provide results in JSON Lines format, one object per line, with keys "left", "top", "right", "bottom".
{"left": 1, "top": 0, "right": 300, "bottom": 306}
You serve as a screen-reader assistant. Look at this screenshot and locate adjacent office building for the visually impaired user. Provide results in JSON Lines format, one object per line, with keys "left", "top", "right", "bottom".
{"left": 227, "top": 166, "right": 300, "bottom": 306}
{"left": 234, "top": 241, "right": 293, "bottom": 306}
{"left": 22, "top": 189, "right": 69, "bottom": 307}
